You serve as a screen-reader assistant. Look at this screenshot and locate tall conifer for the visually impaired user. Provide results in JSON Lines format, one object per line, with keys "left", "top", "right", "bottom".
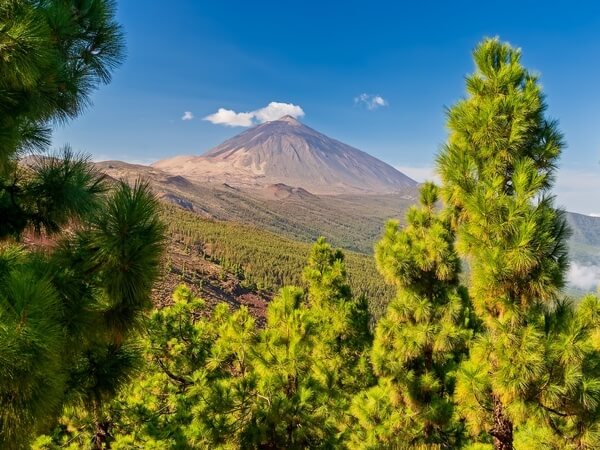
{"left": 0, "top": 2, "right": 165, "bottom": 448}
{"left": 351, "top": 183, "right": 472, "bottom": 448}
{"left": 437, "top": 38, "right": 570, "bottom": 450}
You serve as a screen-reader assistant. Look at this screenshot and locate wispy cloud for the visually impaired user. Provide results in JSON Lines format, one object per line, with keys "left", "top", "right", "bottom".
{"left": 554, "top": 168, "right": 600, "bottom": 215}
{"left": 181, "top": 111, "right": 194, "bottom": 121}
{"left": 203, "top": 102, "right": 305, "bottom": 127}
{"left": 567, "top": 262, "right": 600, "bottom": 291}
{"left": 395, "top": 165, "right": 440, "bottom": 183}
{"left": 355, "top": 93, "right": 388, "bottom": 110}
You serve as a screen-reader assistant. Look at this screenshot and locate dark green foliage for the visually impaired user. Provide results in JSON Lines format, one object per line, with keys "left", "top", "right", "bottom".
{"left": 89, "top": 181, "right": 165, "bottom": 338}
{"left": 0, "top": 249, "right": 66, "bottom": 446}
{"left": 0, "top": 2, "right": 168, "bottom": 448}
{"left": 0, "top": 181, "right": 164, "bottom": 449}
{"left": 0, "top": 0, "right": 124, "bottom": 239}
{"left": 0, "top": 0, "right": 124, "bottom": 168}
{"left": 0, "top": 149, "right": 106, "bottom": 238}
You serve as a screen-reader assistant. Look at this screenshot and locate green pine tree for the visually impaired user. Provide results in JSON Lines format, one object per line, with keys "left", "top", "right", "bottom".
{"left": 0, "top": 2, "right": 165, "bottom": 448}
{"left": 436, "top": 38, "right": 597, "bottom": 449}
{"left": 350, "top": 183, "right": 472, "bottom": 449}
{"left": 0, "top": 0, "right": 123, "bottom": 182}
{"left": 303, "top": 237, "right": 373, "bottom": 396}
{"left": 72, "top": 238, "right": 372, "bottom": 449}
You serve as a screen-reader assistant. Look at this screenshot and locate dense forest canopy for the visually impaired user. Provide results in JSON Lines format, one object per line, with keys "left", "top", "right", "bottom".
{"left": 160, "top": 204, "right": 395, "bottom": 319}
{"left": 1, "top": 2, "right": 600, "bottom": 450}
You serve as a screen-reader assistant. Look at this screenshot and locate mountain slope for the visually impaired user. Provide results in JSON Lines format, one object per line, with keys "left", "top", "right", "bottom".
{"left": 96, "top": 160, "right": 600, "bottom": 296}
{"left": 567, "top": 212, "right": 600, "bottom": 248}
{"left": 153, "top": 115, "right": 416, "bottom": 194}
{"left": 97, "top": 160, "right": 416, "bottom": 253}
{"left": 159, "top": 204, "right": 394, "bottom": 320}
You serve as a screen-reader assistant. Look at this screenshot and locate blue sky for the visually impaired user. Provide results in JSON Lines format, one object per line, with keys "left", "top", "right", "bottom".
{"left": 52, "top": 1, "right": 600, "bottom": 214}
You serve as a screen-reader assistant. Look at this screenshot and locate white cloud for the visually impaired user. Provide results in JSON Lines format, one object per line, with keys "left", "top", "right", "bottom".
{"left": 355, "top": 93, "right": 388, "bottom": 110}
{"left": 395, "top": 165, "right": 440, "bottom": 184}
{"left": 203, "top": 108, "right": 254, "bottom": 127}
{"left": 203, "top": 102, "right": 305, "bottom": 127}
{"left": 567, "top": 262, "right": 600, "bottom": 291}
{"left": 181, "top": 111, "right": 194, "bottom": 121}
{"left": 253, "top": 102, "right": 305, "bottom": 123}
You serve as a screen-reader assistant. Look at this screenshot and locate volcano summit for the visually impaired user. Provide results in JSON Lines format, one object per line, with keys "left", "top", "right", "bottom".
{"left": 153, "top": 116, "right": 416, "bottom": 194}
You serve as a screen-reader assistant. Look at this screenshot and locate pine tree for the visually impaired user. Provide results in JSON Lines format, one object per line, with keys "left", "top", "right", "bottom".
{"left": 70, "top": 239, "right": 372, "bottom": 448}
{"left": 0, "top": 2, "right": 166, "bottom": 448}
{"left": 437, "top": 38, "right": 575, "bottom": 449}
{"left": 0, "top": 179, "right": 164, "bottom": 449}
{"left": 518, "top": 295, "right": 600, "bottom": 449}
{"left": 350, "top": 183, "right": 472, "bottom": 449}
{"left": 0, "top": 0, "right": 124, "bottom": 179}
{"left": 209, "top": 238, "right": 370, "bottom": 448}
{"left": 250, "top": 286, "right": 340, "bottom": 448}
{"left": 303, "top": 237, "right": 373, "bottom": 395}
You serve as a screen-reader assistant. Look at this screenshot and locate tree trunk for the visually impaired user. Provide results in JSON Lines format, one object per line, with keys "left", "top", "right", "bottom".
{"left": 492, "top": 395, "right": 513, "bottom": 450}
{"left": 93, "top": 420, "right": 111, "bottom": 449}
{"left": 92, "top": 402, "right": 111, "bottom": 449}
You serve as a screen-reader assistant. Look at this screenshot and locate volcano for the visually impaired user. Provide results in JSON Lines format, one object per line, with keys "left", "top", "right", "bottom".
{"left": 153, "top": 115, "right": 416, "bottom": 194}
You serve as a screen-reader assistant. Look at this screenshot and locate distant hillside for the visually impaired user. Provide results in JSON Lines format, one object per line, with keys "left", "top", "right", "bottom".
{"left": 158, "top": 204, "right": 394, "bottom": 321}
{"left": 567, "top": 212, "right": 600, "bottom": 248}
{"left": 564, "top": 212, "right": 600, "bottom": 295}
{"left": 156, "top": 204, "right": 600, "bottom": 325}
{"left": 154, "top": 228, "right": 272, "bottom": 324}
{"left": 96, "top": 161, "right": 600, "bottom": 295}
{"left": 153, "top": 115, "right": 416, "bottom": 194}
{"left": 96, "top": 160, "right": 416, "bottom": 253}
{"left": 566, "top": 212, "right": 600, "bottom": 269}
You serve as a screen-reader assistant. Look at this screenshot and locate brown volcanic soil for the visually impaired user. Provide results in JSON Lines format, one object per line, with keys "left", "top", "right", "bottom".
{"left": 94, "top": 160, "right": 417, "bottom": 254}
{"left": 153, "top": 235, "right": 271, "bottom": 324}
{"left": 20, "top": 228, "right": 271, "bottom": 324}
